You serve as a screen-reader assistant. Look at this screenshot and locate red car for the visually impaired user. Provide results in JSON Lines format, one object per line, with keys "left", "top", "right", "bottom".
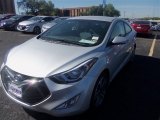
{"left": 131, "top": 20, "right": 151, "bottom": 34}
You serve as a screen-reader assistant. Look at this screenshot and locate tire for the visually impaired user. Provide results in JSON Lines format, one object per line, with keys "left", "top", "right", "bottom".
{"left": 90, "top": 72, "right": 109, "bottom": 109}
{"left": 33, "top": 26, "right": 41, "bottom": 34}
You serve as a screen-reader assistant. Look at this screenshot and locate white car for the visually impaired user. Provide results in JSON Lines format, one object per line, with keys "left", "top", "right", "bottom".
{"left": 17, "top": 16, "right": 56, "bottom": 34}
{"left": 151, "top": 24, "right": 160, "bottom": 31}
{"left": 1, "top": 16, "right": 136, "bottom": 117}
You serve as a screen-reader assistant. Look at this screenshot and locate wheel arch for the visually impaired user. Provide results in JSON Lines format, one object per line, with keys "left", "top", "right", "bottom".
{"left": 33, "top": 26, "right": 41, "bottom": 34}
{"left": 89, "top": 68, "right": 110, "bottom": 109}
{"left": 100, "top": 68, "right": 110, "bottom": 80}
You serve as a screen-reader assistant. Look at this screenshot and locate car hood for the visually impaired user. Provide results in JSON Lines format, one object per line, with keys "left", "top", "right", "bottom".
{"left": 6, "top": 38, "right": 99, "bottom": 77}
{"left": 19, "top": 20, "right": 39, "bottom": 26}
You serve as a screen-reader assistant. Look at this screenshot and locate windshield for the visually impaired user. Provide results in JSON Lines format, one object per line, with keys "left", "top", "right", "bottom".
{"left": 9, "top": 15, "right": 22, "bottom": 20}
{"left": 40, "top": 19, "right": 110, "bottom": 47}
{"left": 28, "top": 16, "right": 43, "bottom": 21}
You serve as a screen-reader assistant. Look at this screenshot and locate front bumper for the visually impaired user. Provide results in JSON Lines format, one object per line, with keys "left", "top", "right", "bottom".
{"left": 0, "top": 22, "right": 5, "bottom": 28}
{"left": 0, "top": 66, "right": 96, "bottom": 117}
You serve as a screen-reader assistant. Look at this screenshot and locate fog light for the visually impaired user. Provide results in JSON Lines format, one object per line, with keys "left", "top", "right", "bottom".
{"left": 55, "top": 94, "right": 80, "bottom": 110}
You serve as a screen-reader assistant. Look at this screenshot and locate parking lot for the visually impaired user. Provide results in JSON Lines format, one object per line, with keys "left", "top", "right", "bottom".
{"left": 0, "top": 30, "right": 160, "bottom": 120}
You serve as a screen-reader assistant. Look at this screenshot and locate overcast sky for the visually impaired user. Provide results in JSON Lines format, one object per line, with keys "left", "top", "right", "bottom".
{"left": 15, "top": 0, "right": 160, "bottom": 18}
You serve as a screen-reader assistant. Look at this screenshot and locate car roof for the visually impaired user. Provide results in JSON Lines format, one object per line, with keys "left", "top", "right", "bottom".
{"left": 60, "top": 17, "right": 70, "bottom": 18}
{"left": 68, "top": 16, "right": 117, "bottom": 22}
{"left": 21, "top": 15, "right": 34, "bottom": 17}
{"left": 36, "top": 16, "right": 51, "bottom": 18}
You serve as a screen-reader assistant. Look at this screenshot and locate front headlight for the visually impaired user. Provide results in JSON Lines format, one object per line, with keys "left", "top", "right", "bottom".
{"left": 49, "top": 58, "right": 98, "bottom": 84}
{"left": 3, "top": 22, "right": 6, "bottom": 25}
{"left": 26, "top": 24, "right": 32, "bottom": 28}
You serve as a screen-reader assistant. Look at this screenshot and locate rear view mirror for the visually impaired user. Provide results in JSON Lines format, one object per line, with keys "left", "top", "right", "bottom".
{"left": 112, "top": 36, "right": 127, "bottom": 45}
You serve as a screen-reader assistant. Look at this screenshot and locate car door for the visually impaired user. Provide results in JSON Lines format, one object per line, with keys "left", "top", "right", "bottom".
{"left": 106, "top": 21, "right": 130, "bottom": 79}
{"left": 123, "top": 22, "right": 136, "bottom": 59}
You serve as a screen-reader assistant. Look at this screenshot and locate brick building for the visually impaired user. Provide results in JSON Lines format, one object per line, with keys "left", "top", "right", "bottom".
{"left": 0, "top": 0, "right": 15, "bottom": 14}
{"left": 60, "top": 7, "right": 91, "bottom": 17}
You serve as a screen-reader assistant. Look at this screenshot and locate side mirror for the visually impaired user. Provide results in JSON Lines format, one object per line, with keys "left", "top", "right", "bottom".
{"left": 112, "top": 36, "right": 127, "bottom": 45}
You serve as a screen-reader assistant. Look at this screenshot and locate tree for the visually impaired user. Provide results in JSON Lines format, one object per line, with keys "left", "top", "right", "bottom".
{"left": 18, "top": 0, "right": 55, "bottom": 16}
{"left": 54, "top": 8, "right": 61, "bottom": 16}
{"left": 81, "top": 4, "right": 120, "bottom": 17}
{"left": 104, "top": 4, "right": 120, "bottom": 17}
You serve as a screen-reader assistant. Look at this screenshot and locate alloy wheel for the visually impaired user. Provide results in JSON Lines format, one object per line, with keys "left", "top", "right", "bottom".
{"left": 92, "top": 74, "right": 108, "bottom": 108}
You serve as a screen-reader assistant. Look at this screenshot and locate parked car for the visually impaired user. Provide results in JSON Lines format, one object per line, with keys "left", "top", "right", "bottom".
{"left": 0, "top": 14, "right": 15, "bottom": 22}
{"left": 17, "top": 16, "right": 56, "bottom": 34}
{"left": 0, "top": 14, "right": 15, "bottom": 28}
{"left": 131, "top": 20, "right": 151, "bottom": 34}
{"left": 0, "top": 16, "right": 136, "bottom": 117}
{"left": 151, "top": 21, "right": 158, "bottom": 26}
{"left": 150, "top": 21, "right": 158, "bottom": 31}
{"left": 155, "top": 24, "right": 160, "bottom": 31}
{"left": 0, "top": 15, "right": 33, "bottom": 30}
{"left": 150, "top": 23, "right": 160, "bottom": 31}
{"left": 41, "top": 17, "right": 69, "bottom": 32}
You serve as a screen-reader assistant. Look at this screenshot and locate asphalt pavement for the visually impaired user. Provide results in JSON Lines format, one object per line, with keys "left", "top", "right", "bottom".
{"left": 0, "top": 30, "right": 160, "bottom": 120}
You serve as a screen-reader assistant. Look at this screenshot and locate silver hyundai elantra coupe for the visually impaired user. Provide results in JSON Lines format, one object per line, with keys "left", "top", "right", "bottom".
{"left": 0, "top": 16, "right": 136, "bottom": 117}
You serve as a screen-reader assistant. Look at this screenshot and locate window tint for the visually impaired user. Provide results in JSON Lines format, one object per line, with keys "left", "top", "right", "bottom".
{"left": 110, "top": 21, "right": 125, "bottom": 41}
{"left": 29, "top": 16, "right": 43, "bottom": 21}
{"left": 40, "top": 20, "right": 111, "bottom": 47}
{"left": 43, "top": 17, "right": 53, "bottom": 22}
{"left": 133, "top": 21, "right": 150, "bottom": 25}
{"left": 22, "top": 16, "right": 32, "bottom": 20}
{"left": 151, "top": 22, "right": 157, "bottom": 26}
{"left": 10, "top": 15, "right": 22, "bottom": 20}
{"left": 124, "top": 23, "right": 132, "bottom": 34}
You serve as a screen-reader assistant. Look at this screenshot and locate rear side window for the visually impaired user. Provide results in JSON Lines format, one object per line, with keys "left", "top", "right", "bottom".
{"left": 124, "top": 23, "right": 132, "bottom": 34}
{"left": 43, "top": 17, "right": 54, "bottom": 22}
{"left": 23, "top": 16, "right": 33, "bottom": 20}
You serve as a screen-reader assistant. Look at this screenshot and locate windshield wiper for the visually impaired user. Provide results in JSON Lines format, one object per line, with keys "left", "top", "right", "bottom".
{"left": 66, "top": 40, "right": 90, "bottom": 46}
{"left": 54, "top": 39, "right": 91, "bottom": 47}
{"left": 54, "top": 39, "right": 82, "bottom": 46}
{"left": 39, "top": 37, "right": 90, "bottom": 47}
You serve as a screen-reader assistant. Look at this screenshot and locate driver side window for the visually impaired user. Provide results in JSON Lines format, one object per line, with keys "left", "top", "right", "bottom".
{"left": 110, "top": 21, "right": 125, "bottom": 41}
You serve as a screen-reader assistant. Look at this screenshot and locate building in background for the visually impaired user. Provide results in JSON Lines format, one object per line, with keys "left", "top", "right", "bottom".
{"left": 60, "top": 7, "right": 91, "bottom": 16}
{"left": 0, "top": 0, "right": 15, "bottom": 14}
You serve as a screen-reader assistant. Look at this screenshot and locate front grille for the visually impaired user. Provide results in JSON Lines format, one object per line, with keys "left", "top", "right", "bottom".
{"left": 1, "top": 66, "right": 51, "bottom": 105}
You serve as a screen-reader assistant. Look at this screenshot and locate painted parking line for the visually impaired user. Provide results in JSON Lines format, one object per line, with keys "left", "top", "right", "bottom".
{"left": 0, "top": 30, "right": 8, "bottom": 32}
{"left": 148, "top": 34, "right": 157, "bottom": 57}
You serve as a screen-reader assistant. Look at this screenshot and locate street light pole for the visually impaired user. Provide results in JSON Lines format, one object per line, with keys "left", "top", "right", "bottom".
{"left": 103, "top": 0, "right": 106, "bottom": 16}
{"left": 124, "top": 11, "right": 126, "bottom": 18}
